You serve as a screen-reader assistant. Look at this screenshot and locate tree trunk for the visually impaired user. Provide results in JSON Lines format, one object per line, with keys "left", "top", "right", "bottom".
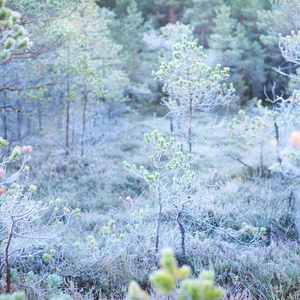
{"left": 3, "top": 90, "right": 7, "bottom": 140}
{"left": 66, "top": 72, "right": 71, "bottom": 156}
{"left": 200, "top": 3, "right": 205, "bottom": 45}
{"left": 294, "top": 188, "right": 300, "bottom": 241}
{"left": 170, "top": 116, "right": 174, "bottom": 132}
{"left": 17, "top": 92, "right": 22, "bottom": 142}
{"left": 206, "top": 25, "right": 210, "bottom": 47}
{"left": 169, "top": 4, "right": 175, "bottom": 24}
{"left": 177, "top": 211, "right": 186, "bottom": 264}
{"left": 38, "top": 103, "right": 42, "bottom": 133}
{"left": 5, "top": 221, "right": 14, "bottom": 294}
{"left": 259, "top": 140, "right": 264, "bottom": 178}
{"left": 274, "top": 122, "right": 283, "bottom": 181}
{"left": 187, "top": 65, "right": 193, "bottom": 153}
{"left": 27, "top": 111, "right": 32, "bottom": 137}
{"left": 81, "top": 81, "right": 87, "bottom": 157}
{"left": 200, "top": 29, "right": 205, "bottom": 46}
{"left": 188, "top": 98, "right": 192, "bottom": 153}
{"left": 155, "top": 180, "right": 163, "bottom": 256}
{"left": 132, "top": 54, "right": 136, "bottom": 81}
{"left": 71, "top": 127, "right": 75, "bottom": 151}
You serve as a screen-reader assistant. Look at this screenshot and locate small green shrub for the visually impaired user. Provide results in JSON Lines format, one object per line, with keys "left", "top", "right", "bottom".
{"left": 0, "top": 293, "right": 24, "bottom": 300}
{"left": 127, "top": 248, "right": 225, "bottom": 300}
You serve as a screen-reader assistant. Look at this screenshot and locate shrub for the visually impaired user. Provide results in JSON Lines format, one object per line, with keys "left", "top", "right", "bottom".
{"left": 127, "top": 248, "right": 225, "bottom": 300}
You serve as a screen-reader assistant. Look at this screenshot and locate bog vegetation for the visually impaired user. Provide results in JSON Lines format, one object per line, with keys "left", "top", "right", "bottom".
{"left": 1, "top": 0, "right": 300, "bottom": 299}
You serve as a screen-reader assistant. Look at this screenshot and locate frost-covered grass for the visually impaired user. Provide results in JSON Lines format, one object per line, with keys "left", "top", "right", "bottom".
{"left": 22, "top": 113, "right": 300, "bottom": 299}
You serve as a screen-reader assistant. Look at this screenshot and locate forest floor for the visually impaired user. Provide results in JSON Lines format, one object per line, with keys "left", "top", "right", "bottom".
{"left": 25, "top": 113, "right": 300, "bottom": 299}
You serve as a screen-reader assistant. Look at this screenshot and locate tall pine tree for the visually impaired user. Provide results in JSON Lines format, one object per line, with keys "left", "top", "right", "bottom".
{"left": 183, "top": 0, "right": 222, "bottom": 47}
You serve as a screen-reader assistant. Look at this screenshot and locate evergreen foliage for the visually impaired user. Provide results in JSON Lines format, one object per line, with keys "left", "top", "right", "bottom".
{"left": 127, "top": 248, "right": 225, "bottom": 300}
{"left": 0, "top": 0, "right": 31, "bottom": 63}
{"left": 154, "top": 35, "right": 234, "bottom": 152}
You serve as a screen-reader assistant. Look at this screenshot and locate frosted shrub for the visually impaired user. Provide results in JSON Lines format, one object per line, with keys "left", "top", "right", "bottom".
{"left": 124, "top": 130, "right": 206, "bottom": 262}
{"left": 0, "top": 138, "right": 76, "bottom": 296}
{"left": 226, "top": 223, "right": 267, "bottom": 244}
{"left": 153, "top": 35, "right": 235, "bottom": 152}
{"left": 269, "top": 1, "right": 300, "bottom": 178}
{"left": 278, "top": 30, "right": 300, "bottom": 71}
{"left": 263, "top": 91, "right": 300, "bottom": 177}
{"left": 228, "top": 100, "right": 278, "bottom": 177}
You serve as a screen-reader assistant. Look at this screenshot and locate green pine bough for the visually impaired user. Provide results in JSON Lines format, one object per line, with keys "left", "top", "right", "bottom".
{"left": 127, "top": 248, "right": 225, "bottom": 300}
{"left": 0, "top": 0, "right": 32, "bottom": 63}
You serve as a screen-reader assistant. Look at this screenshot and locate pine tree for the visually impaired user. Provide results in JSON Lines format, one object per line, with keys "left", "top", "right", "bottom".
{"left": 59, "top": 1, "right": 128, "bottom": 155}
{"left": 228, "top": 0, "right": 270, "bottom": 98}
{"left": 95, "top": 0, "right": 116, "bottom": 8}
{"left": 209, "top": 5, "right": 237, "bottom": 63}
{"left": 119, "top": 0, "right": 146, "bottom": 81}
{"left": 0, "top": 0, "right": 84, "bottom": 144}
{"left": 76, "top": 50, "right": 103, "bottom": 156}
{"left": 154, "top": 0, "right": 183, "bottom": 25}
{"left": 229, "top": 0, "right": 270, "bottom": 27}
{"left": 144, "top": 22, "right": 194, "bottom": 64}
{"left": 209, "top": 4, "right": 266, "bottom": 100}
{"left": 209, "top": 5, "right": 247, "bottom": 98}
{"left": 105, "top": 0, "right": 153, "bottom": 107}
{"left": 257, "top": 5, "right": 294, "bottom": 95}
{"left": 144, "top": 22, "right": 195, "bottom": 129}
{"left": 154, "top": 36, "right": 234, "bottom": 153}
{"left": 183, "top": 0, "right": 223, "bottom": 47}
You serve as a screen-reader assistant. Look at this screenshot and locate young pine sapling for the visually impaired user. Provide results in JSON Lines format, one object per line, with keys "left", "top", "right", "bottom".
{"left": 153, "top": 36, "right": 235, "bottom": 153}
{"left": 124, "top": 130, "right": 203, "bottom": 261}
{"left": 0, "top": 138, "right": 76, "bottom": 296}
{"left": 127, "top": 248, "right": 225, "bottom": 300}
{"left": 228, "top": 100, "right": 277, "bottom": 177}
